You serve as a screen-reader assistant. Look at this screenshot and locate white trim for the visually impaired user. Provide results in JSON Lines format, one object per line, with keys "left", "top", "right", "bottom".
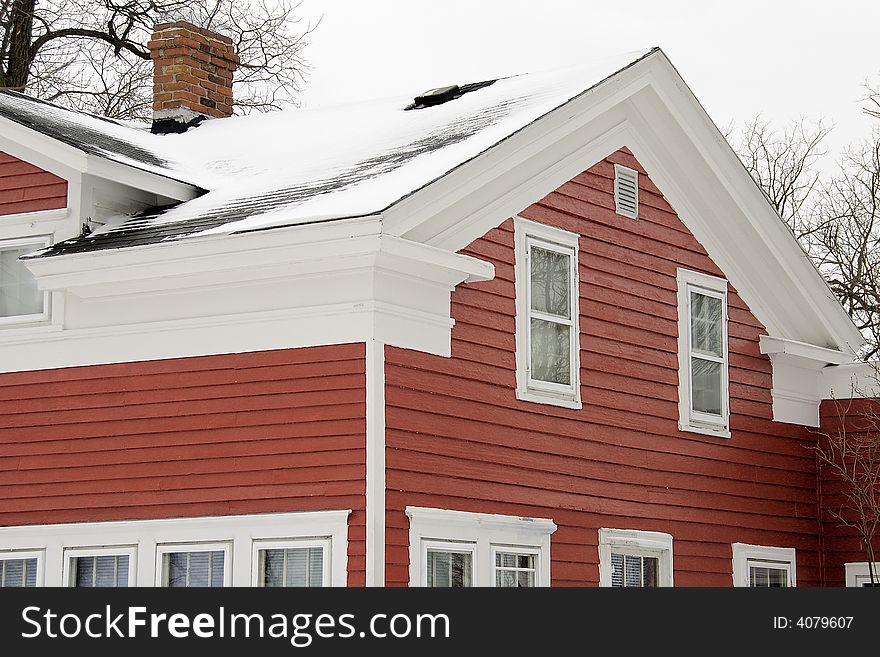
{"left": 676, "top": 268, "right": 730, "bottom": 437}
{"left": 821, "top": 362, "right": 880, "bottom": 400}
{"left": 731, "top": 543, "right": 796, "bottom": 587}
{"left": 0, "top": 510, "right": 350, "bottom": 587}
{"left": 63, "top": 545, "right": 137, "bottom": 587}
{"left": 386, "top": 49, "right": 862, "bottom": 354}
{"left": 844, "top": 562, "right": 880, "bottom": 587}
{"left": 0, "top": 234, "right": 52, "bottom": 327}
{"left": 406, "top": 506, "right": 556, "bottom": 587}
{"left": 251, "top": 538, "right": 332, "bottom": 587}
{"left": 613, "top": 164, "right": 639, "bottom": 219}
{"left": 514, "top": 216, "right": 582, "bottom": 409}
{"left": 365, "top": 339, "right": 386, "bottom": 586}
{"left": 598, "top": 528, "right": 674, "bottom": 587}
{"left": 0, "top": 548, "right": 45, "bottom": 587}
{"left": 156, "top": 541, "right": 231, "bottom": 587}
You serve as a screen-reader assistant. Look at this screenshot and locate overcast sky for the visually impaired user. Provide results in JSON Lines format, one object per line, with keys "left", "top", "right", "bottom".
{"left": 295, "top": 1, "right": 879, "bottom": 164}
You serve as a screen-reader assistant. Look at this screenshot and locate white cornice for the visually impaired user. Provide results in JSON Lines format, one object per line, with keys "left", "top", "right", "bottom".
{"left": 820, "top": 362, "right": 880, "bottom": 400}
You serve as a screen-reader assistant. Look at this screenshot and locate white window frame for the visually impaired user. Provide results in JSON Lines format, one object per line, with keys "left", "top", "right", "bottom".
{"left": 63, "top": 545, "right": 137, "bottom": 587}
{"left": 844, "top": 562, "right": 880, "bottom": 587}
{"left": 251, "top": 537, "right": 331, "bottom": 587}
{"left": 676, "top": 268, "right": 730, "bottom": 437}
{"left": 491, "top": 544, "right": 541, "bottom": 588}
{"left": 598, "top": 528, "right": 674, "bottom": 587}
{"left": 406, "top": 506, "right": 557, "bottom": 587}
{"left": 421, "top": 539, "right": 477, "bottom": 587}
{"left": 514, "top": 216, "right": 582, "bottom": 409}
{"left": 156, "top": 541, "right": 232, "bottom": 587}
{"left": 0, "top": 510, "right": 350, "bottom": 586}
{"left": 0, "top": 235, "right": 52, "bottom": 327}
{"left": 0, "top": 548, "right": 45, "bottom": 587}
{"left": 613, "top": 164, "right": 639, "bottom": 220}
{"left": 732, "top": 543, "right": 796, "bottom": 587}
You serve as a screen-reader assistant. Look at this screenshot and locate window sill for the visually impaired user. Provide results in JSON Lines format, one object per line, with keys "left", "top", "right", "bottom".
{"left": 678, "top": 421, "right": 730, "bottom": 439}
{"left": 516, "top": 388, "right": 582, "bottom": 410}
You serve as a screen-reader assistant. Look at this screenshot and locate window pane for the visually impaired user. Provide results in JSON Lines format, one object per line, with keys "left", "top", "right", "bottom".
{"left": 0, "top": 558, "right": 37, "bottom": 587}
{"left": 690, "top": 292, "right": 722, "bottom": 358}
{"left": 530, "top": 246, "right": 570, "bottom": 319}
{"left": 73, "top": 555, "right": 129, "bottom": 587}
{"left": 0, "top": 244, "right": 44, "bottom": 318}
{"left": 427, "top": 550, "right": 472, "bottom": 587}
{"left": 691, "top": 357, "right": 722, "bottom": 415}
{"left": 610, "top": 553, "right": 659, "bottom": 587}
{"left": 165, "top": 550, "right": 224, "bottom": 587}
{"left": 494, "top": 551, "right": 536, "bottom": 588}
{"left": 749, "top": 565, "right": 788, "bottom": 587}
{"left": 261, "top": 547, "right": 324, "bottom": 587}
{"left": 530, "top": 318, "right": 571, "bottom": 385}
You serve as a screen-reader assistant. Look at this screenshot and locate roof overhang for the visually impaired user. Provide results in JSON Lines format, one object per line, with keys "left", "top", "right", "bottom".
{"left": 381, "top": 48, "right": 864, "bottom": 356}
{"left": 0, "top": 114, "right": 200, "bottom": 202}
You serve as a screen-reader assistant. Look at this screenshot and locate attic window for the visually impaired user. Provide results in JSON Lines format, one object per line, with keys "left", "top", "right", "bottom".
{"left": 407, "top": 80, "right": 496, "bottom": 110}
{"left": 614, "top": 164, "right": 639, "bottom": 219}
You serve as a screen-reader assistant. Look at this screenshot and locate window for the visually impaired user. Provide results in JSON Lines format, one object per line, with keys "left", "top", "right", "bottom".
{"left": 514, "top": 217, "right": 581, "bottom": 409}
{"left": 844, "top": 562, "right": 880, "bottom": 587}
{"left": 614, "top": 164, "right": 639, "bottom": 219}
{"left": 599, "top": 528, "right": 673, "bottom": 587}
{"left": 64, "top": 547, "right": 136, "bottom": 587}
{"left": 493, "top": 547, "right": 538, "bottom": 588}
{"left": 424, "top": 541, "right": 475, "bottom": 588}
{"left": 407, "top": 507, "right": 556, "bottom": 587}
{"left": 157, "top": 543, "right": 229, "bottom": 587}
{"left": 0, "top": 550, "right": 42, "bottom": 587}
{"left": 0, "top": 510, "right": 349, "bottom": 587}
{"left": 0, "top": 237, "right": 50, "bottom": 325}
{"left": 676, "top": 268, "right": 729, "bottom": 437}
{"left": 253, "top": 539, "right": 329, "bottom": 587}
{"left": 732, "top": 543, "right": 796, "bottom": 587}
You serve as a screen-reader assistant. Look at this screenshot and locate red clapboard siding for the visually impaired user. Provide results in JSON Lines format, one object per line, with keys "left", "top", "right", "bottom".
{"left": 0, "top": 343, "right": 367, "bottom": 586}
{"left": 385, "top": 148, "right": 822, "bottom": 587}
{"left": 817, "top": 397, "right": 880, "bottom": 586}
{"left": 0, "top": 151, "right": 67, "bottom": 215}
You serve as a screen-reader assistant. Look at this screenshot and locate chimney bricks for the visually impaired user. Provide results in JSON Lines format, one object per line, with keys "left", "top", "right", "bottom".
{"left": 148, "top": 21, "right": 239, "bottom": 133}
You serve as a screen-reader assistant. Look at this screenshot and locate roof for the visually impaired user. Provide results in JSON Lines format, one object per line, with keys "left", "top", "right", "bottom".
{"left": 0, "top": 49, "right": 655, "bottom": 257}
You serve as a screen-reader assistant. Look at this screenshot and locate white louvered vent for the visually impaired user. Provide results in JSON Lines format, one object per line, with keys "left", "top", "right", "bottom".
{"left": 614, "top": 164, "right": 639, "bottom": 219}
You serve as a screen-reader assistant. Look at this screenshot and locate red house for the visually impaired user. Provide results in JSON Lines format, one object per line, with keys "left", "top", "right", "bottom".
{"left": 0, "top": 22, "right": 877, "bottom": 589}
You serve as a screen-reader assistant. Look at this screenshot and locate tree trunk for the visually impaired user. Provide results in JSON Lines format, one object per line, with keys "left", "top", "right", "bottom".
{"left": 1, "top": 0, "right": 36, "bottom": 90}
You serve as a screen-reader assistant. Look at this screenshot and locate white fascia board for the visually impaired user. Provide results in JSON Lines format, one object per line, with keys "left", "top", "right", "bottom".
{"left": 384, "top": 48, "right": 862, "bottom": 356}
{"left": 758, "top": 336, "right": 856, "bottom": 426}
{"left": 0, "top": 116, "right": 87, "bottom": 177}
{"left": 820, "top": 362, "right": 880, "bottom": 400}
{"left": 84, "top": 154, "right": 200, "bottom": 201}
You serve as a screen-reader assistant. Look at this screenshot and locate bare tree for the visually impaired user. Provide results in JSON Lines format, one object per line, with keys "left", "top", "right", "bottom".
{"left": 0, "top": 0, "right": 315, "bottom": 120}
{"left": 813, "top": 369, "right": 880, "bottom": 584}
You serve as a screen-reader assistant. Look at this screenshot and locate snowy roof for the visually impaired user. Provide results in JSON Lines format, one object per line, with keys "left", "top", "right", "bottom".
{"left": 1, "top": 48, "right": 656, "bottom": 257}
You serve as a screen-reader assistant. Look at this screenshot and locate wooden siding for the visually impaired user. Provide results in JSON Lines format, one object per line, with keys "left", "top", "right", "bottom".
{"left": 0, "top": 151, "right": 66, "bottom": 215}
{"left": 818, "top": 397, "right": 880, "bottom": 586}
{"left": 0, "top": 343, "right": 367, "bottom": 586}
{"left": 385, "top": 149, "right": 822, "bottom": 587}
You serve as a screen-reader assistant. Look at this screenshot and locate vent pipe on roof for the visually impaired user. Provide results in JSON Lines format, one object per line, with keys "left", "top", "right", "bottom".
{"left": 148, "top": 21, "right": 239, "bottom": 134}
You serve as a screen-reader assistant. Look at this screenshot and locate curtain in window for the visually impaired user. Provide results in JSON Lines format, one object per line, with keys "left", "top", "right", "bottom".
{"left": 0, "top": 558, "right": 38, "bottom": 587}
{"left": 74, "top": 555, "right": 129, "bottom": 587}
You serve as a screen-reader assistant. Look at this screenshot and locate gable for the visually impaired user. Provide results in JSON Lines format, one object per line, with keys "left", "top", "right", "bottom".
{"left": 0, "top": 151, "right": 67, "bottom": 216}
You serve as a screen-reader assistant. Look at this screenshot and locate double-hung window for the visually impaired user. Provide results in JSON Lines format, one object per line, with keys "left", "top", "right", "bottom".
{"left": 64, "top": 547, "right": 136, "bottom": 587}
{"left": 157, "top": 543, "right": 230, "bottom": 587}
{"left": 0, "top": 550, "right": 42, "bottom": 587}
{"left": 0, "top": 237, "right": 50, "bottom": 325}
{"left": 253, "top": 539, "right": 329, "bottom": 587}
{"left": 732, "top": 543, "right": 796, "bottom": 587}
{"left": 515, "top": 217, "right": 581, "bottom": 409}
{"left": 599, "top": 529, "right": 673, "bottom": 587}
{"left": 677, "top": 268, "right": 729, "bottom": 436}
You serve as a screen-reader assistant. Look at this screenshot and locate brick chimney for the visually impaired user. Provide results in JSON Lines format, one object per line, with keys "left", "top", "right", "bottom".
{"left": 148, "top": 21, "right": 239, "bottom": 134}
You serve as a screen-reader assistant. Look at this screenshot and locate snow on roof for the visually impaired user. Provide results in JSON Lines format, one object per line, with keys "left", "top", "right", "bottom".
{"left": 3, "top": 48, "right": 655, "bottom": 257}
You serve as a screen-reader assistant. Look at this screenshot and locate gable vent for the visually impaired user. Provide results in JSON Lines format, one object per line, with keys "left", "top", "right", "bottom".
{"left": 614, "top": 164, "right": 639, "bottom": 219}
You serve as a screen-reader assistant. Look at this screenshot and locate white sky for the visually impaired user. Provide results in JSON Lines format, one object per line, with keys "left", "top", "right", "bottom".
{"left": 295, "top": 0, "right": 879, "bottom": 164}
